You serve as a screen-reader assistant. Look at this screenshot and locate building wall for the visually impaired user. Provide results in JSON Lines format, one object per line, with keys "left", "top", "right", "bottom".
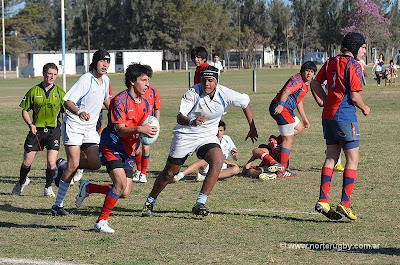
{"left": 122, "top": 51, "right": 162, "bottom": 72}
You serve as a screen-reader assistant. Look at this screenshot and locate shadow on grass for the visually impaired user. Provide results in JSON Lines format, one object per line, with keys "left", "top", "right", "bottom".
{"left": 0, "top": 221, "right": 75, "bottom": 230}
{"left": 0, "top": 203, "right": 345, "bottom": 223}
{"left": 284, "top": 241, "right": 400, "bottom": 256}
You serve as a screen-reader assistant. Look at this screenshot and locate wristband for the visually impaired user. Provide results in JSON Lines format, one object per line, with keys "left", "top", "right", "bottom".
{"left": 278, "top": 100, "right": 286, "bottom": 106}
{"left": 28, "top": 123, "right": 33, "bottom": 128}
{"left": 189, "top": 118, "right": 196, "bottom": 127}
{"left": 76, "top": 110, "right": 82, "bottom": 116}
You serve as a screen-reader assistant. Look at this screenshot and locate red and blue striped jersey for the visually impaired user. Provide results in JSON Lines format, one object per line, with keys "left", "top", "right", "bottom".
{"left": 314, "top": 55, "right": 363, "bottom": 122}
{"left": 272, "top": 73, "right": 309, "bottom": 111}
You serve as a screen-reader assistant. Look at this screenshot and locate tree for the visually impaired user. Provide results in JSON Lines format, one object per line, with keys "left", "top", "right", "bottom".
{"left": 1, "top": 1, "right": 43, "bottom": 54}
{"left": 341, "top": 0, "right": 391, "bottom": 47}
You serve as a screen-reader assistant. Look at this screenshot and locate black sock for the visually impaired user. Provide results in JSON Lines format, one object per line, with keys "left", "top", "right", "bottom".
{"left": 45, "top": 168, "right": 57, "bottom": 188}
{"left": 19, "top": 166, "right": 31, "bottom": 184}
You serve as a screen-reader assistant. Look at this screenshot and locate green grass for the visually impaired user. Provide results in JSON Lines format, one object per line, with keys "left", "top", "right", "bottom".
{"left": 0, "top": 67, "right": 399, "bottom": 264}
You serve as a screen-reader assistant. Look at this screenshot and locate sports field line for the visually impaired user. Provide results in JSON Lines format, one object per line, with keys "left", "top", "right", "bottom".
{"left": 0, "top": 257, "right": 88, "bottom": 265}
{"left": 231, "top": 208, "right": 320, "bottom": 215}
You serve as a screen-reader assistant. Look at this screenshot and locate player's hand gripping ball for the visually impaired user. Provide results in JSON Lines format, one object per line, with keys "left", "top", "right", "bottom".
{"left": 139, "top": 116, "right": 160, "bottom": 145}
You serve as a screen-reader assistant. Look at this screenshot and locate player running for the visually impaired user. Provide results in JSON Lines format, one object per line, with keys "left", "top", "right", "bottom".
{"left": 75, "top": 63, "right": 157, "bottom": 233}
{"left": 141, "top": 65, "right": 258, "bottom": 217}
{"left": 51, "top": 49, "right": 112, "bottom": 216}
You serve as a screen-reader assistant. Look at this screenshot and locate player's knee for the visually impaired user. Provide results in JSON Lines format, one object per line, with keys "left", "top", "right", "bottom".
{"left": 232, "top": 165, "right": 240, "bottom": 175}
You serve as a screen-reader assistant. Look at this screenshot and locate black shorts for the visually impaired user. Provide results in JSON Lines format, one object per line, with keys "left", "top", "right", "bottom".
{"left": 24, "top": 127, "right": 61, "bottom": 152}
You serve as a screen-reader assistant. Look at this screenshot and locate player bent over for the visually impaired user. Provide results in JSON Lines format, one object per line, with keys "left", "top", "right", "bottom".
{"left": 51, "top": 49, "right": 112, "bottom": 216}
{"left": 242, "top": 145, "right": 284, "bottom": 180}
{"left": 141, "top": 65, "right": 258, "bottom": 217}
{"left": 172, "top": 120, "right": 240, "bottom": 183}
{"left": 12, "top": 63, "right": 65, "bottom": 197}
{"left": 268, "top": 61, "right": 317, "bottom": 177}
{"left": 311, "top": 32, "right": 370, "bottom": 220}
{"left": 75, "top": 64, "right": 157, "bottom": 233}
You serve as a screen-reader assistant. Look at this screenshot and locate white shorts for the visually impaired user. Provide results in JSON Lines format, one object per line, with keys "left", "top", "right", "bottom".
{"left": 62, "top": 122, "right": 100, "bottom": 146}
{"left": 169, "top": 133, "right": 220, "bottom": 159}
{"left": 199, "top": 162, "right": 227, "bottom": 175}
{"left": 278, "top": 116, "right": 300, "bottom": 136}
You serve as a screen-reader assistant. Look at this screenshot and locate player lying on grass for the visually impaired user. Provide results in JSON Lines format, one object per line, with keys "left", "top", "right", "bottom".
{"left": 171, "top": 120, "right": 239, "bottom": 183}
{"left": 242, "top": 145, "right": 284, "bottom": 180}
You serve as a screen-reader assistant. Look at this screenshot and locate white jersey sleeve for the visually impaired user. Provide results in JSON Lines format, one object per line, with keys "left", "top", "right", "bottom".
{"left": 217, "top": 84, "right": 250, "bottom": 109}
{"left": 179, "top": 86, "right": 201, "bottom": 117}
{"left": 221, "top": 135, "right": 236, "bottom": 160}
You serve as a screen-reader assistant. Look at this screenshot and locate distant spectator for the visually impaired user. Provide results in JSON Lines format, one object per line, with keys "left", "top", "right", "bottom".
{"left": 372, "top": 53, "right": 384, "bottom": 86}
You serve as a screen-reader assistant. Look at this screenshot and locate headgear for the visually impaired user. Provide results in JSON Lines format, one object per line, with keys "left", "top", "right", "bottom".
{"left": 200, "top": 65, "right": 219, "bottom": 82}
{"left": 89, "top": 49, "right": 110, "bottom": 71}
{"left": 342, "top": 32, "right": 366, "bottom": 58}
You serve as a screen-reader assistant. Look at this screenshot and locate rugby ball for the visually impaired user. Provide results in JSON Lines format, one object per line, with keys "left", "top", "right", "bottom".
{"left": 139, "top": 116, "right": 160, "bottom": 145}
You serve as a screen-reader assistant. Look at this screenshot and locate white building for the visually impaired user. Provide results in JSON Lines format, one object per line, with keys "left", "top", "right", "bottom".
{"left": 19, "top": 50, "right": 162, "bottom": 77}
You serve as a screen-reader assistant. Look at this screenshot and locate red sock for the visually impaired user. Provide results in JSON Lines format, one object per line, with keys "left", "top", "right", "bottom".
{"left": 141, "top": 155, "right": 150, "bottom": 174}
{"left": 341, "top": 169, "right": 357, "bottom": 208}
{"left": 87, "top": 183, "right": 111, "bottom": 195}
{"left": 318, "top": 167, "right": 334, "bottom": 203}
{"left": 258, "top": 152, "right": 277, "bottom": 167}
{"left": 135, "top": 153, "right": 142, "bottom": 172}
{"left": 279, "top": 147, "right": 291, "bottom": 171}
{"left": 97, "top": 188, "right": 120, "bottom": 222}
{"left": 276, "top": 135, "right": 283, "bottom": 144}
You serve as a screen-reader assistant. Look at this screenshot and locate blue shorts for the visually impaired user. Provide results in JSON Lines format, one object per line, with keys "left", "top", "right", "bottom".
{"left": 323, "top": 120, "right": 360, "bottom": 150}
{"left": 269, "top": 101, "right": 295, "bottom": 125}
{"left": 100, "top": 144, "right": 136, "bottom": 171}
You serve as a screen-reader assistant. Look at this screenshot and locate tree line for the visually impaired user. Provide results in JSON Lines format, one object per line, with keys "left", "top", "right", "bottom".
{"left": 2, "top": 0, "right": 400, "bottom": 67}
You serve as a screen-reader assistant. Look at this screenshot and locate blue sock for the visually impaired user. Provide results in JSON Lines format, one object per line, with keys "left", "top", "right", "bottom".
{"left": 54, "top": 179, "right": 70, "bottom": 207}
{"left": 196, "top": 193, "right": 208, "bottom": 205}
{"left": 146, "top": 194, "right": 157, "bottom": 204}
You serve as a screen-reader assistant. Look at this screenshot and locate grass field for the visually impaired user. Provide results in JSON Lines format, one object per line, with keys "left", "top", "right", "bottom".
{"left": 0, "top": 67, "right": 399, "bottom": 265}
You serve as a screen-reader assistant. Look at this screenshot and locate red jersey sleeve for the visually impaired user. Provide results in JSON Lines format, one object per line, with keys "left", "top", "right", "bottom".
{"left": 110, "top": 95, "right": 127, "bottom": 125}
{"left": 348, "top": 61, "right": 363, "bottom": 92}
{"left": 153, "top": 87, "right": 161, "bottom": 110}
{"left": 285, "top": 74, "right": 303, "bottom": 93}
{"left": 315, "top": 61, "right": 328, "bottom": 84}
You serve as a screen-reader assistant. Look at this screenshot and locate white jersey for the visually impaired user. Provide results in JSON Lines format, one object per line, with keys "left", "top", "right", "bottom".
{"left": 63, "top": 72, "right": 110, "bottom": 131}
{"left": 210, "top": 61, "right": 224, "bottom": 76}
{"left": 173, "top": 83, "right": 249, "bottom": 138}
{"left": 220, "top": 135, "right": 236, "bottom": 160}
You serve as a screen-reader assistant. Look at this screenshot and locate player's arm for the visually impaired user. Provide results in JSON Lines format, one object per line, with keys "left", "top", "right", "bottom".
{"left": 242, "top": 105, "right": 258, "bottom": 143}
{"left": 177, "top": 112, "right": 205, "bottom": 126}
{"left": 22, "top": 109, "right": 36, "bottom": 134}
{"left": 350, "top": 91, "right": 370, "bottom": 116}
{"left": 310, "top": 80, "right": 326, "bottom": 107}
{"left": 154, "top": 109, "right": 161, "bottom": 121}
{"left": 242, "top": 155, "right": 257, "bottom": 175}
{"left": 274, "top": 88, "right": 291, "bottom": 114}
{"left": 297, "top": 101, "right": 310, "bottom": 129}
{"left": 64, "top": 100, "right": 90, "bottom": 121}
{"left": 230, "top": 148, "right": 238, "bottom": 161}
{"left": 102, "top": 97, "right": 111, "bottom": 110}
{"left": 114, "top": 122, "right": 157, "bottom": 138}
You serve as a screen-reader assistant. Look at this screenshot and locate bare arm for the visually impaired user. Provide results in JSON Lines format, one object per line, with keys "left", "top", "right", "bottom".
{"left": 154, "top": 109, "right": 161, "bottom": 121}
{"left": 242, "top": 105, "right": 258, "bottom": 143}
{"left": 64, "top": 100, "right": 90, "bottom": 121}
{"left": 297, "top": 101, "right": 310, "bottom": 129}
{"left": 310, "top": 80, "right": 326, "bottom": 107}
{"left": 22, "top": 109, "right": 36, "bottom": 134}
{"left": 274, "top": 88, "right": 292, "bottom": 114}
{"left": 114, "top": 122, "right": 157, "bottom": 138}
{"left": 350, "top": 91, "right": 370, "bottom": 116}
{"left": 176, "top": 112, "right": 205, "bottom": 126}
